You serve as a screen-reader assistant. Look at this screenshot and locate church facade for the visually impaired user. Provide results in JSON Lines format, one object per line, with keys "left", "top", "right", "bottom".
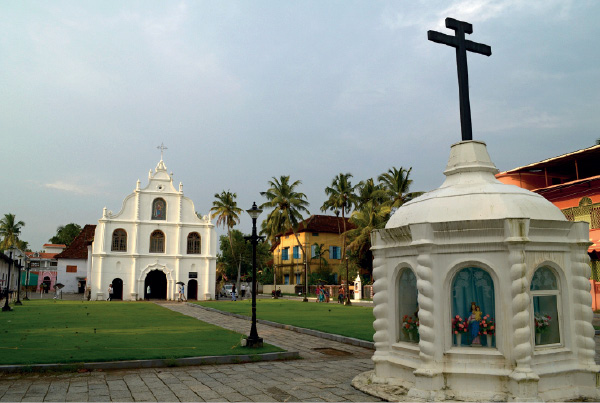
{"left": 88, "top": 158, "right": 217, "bottom": 301}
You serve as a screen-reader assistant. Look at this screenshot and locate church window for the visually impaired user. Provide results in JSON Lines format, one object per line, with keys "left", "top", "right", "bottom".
{"left": 282, "top": 247, "right": 289, "bottom": 261}
{"left": 451, "top": 267, "right": 495, "bottom": 347}
{"left": 530, "top": 266, "right": 561, "bottom": 346}
{"left": 111, "top": 229, "right": 127, "bottom": 252}
{"left": 187, "top": 232, "right": 201, "bottom": 254}
{"left": 397, "top": 268, "right": 419, "bottom": 343}
{"left": 293, "top": 246, "right": 301, "bottom": 259}
{"left": 150, "top": 230, "right": 165, "bottom": 253}
{"left": 152, "top": 198, "right": 166, "bottom": 220}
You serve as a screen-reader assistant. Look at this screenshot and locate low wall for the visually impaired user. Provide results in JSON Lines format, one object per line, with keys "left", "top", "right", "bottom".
{"left": 262, "top": 285, "right": 297, "bottom": 295}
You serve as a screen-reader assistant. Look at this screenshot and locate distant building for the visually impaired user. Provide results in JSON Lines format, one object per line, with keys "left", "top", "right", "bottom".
{"left": 25, "top": 244, "right": 65, "bottom": 293}
{"left": 89, "top": 158, "right": 217, "bottom": 301}
{"left": 55, "top": 225, "right": 96, "bottom": 294}
{"left": 270, "top": 214, "right": 355, "bottom": 288}
{"left": 496, "top": 144, "right": 600, "bottom": 275}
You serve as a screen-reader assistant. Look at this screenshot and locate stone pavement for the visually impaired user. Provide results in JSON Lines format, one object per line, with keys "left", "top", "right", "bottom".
{"left": 0, "top": 302, "right": 381, "bottom": 402}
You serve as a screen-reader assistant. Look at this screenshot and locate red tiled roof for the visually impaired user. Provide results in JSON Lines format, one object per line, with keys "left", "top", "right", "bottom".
{"left": 25, "top": 252, "right": 58, "bottom": 259}
{"left": 43, "top": 244, "right": 67, "bottom": 248}
{"left": 55, "top": 224, "right": 96, "bottom": 260}
{"left": 271, "top": 215, "right": 355, "bottom": 250}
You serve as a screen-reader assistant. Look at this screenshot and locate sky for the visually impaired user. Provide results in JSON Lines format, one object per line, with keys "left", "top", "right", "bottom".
{"left": 1, "top": 0, "right": 599, "bottom": 250}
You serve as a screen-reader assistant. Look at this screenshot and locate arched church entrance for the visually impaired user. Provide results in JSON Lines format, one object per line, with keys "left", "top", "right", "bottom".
{"left": 145, "top": 270, "right": 167, "bottom": 300}
{"left": 112, "top": 278, "right": 123, "bottom": 300}
{"left": 188, "top": 280, "right": 198, "bottom": 300}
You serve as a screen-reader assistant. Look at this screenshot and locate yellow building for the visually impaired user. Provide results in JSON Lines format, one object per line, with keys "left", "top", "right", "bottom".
{"left": 271, "top": 215, "right": 354, "bottom": 286}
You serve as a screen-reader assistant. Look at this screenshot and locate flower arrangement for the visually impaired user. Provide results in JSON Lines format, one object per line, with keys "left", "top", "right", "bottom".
{"left": 479, "top": 315, "right": 495, "bottom": 336}
{"left": 402, "top": 314, "right": 419, "bottom": 335}
{"left": 534, "top": 313, "right": 552, "bottom": 334}
{"left": 452, "top": 315, "right": 468, "bottom": 334}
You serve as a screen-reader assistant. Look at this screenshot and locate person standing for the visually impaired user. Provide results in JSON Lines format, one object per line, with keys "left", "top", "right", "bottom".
{"left": 146, "top": 285, "right": 151, "bottom": 301}
{"left": 231, "top": 284, "right": 236, "bottom": 301}
{"left": 107, "top": 284, "right": 114, "bottom": 301}
{"left": 241, "top": 283, "right": 246, "bottom": 299}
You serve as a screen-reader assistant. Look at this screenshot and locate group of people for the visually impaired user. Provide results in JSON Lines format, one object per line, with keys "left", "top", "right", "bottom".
{"left": 315, "top": 285, "right": 348, "bottom": 303}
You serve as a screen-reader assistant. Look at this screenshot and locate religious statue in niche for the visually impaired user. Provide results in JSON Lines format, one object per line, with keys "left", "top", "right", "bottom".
{"left": 152, "top": 198, "right": 166, "bottom": 220}
{"left": 467, "top": 302, "right": 482, "bottom": 345}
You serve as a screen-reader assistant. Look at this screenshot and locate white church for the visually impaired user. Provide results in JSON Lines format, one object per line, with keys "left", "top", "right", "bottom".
{"left": 87, "top": 155, "right": 217, "bottom": 301}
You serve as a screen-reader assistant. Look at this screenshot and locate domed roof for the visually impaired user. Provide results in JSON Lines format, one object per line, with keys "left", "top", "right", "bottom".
{"left": 386, "top": 141, "right": 566, "bottom": 229}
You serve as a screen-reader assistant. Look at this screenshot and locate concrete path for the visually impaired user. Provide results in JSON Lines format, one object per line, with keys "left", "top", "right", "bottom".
{"left": 0, "top": 302, "right": 381, "bottom": 402}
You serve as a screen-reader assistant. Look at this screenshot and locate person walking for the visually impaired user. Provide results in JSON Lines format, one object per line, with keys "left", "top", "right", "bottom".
{"left": 180, "top": 284, "right": 187, "bottom": 302}
{"left": 338, "top": 285, "right": 344, "bottom": 303}
{"left": 231, "top": 284, "right": 237, "bottom": 301}
{"left": 107, "top": 284, "right": 113, "bottom": 301}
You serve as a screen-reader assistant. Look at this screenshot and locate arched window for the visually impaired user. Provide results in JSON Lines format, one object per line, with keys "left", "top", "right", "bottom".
{"left": 152, "top": 198, "right": 166, "bottom": 220}
{"left": 530, "top": 266, "right": 560, "bottom": 346}
{"left": 397, "top": 268, "right": 418, "bottom": 343}
{"left": 187, "top": 232, "right": 201, "bottom": 254}
{"left": 451, "top": 267, "right": 495, "bottom": 347}
{"left": 150, "top": 230, "right": 165, "bottom": 253}
{"left": 111, "top": 229, "right": 127, "bottom": 252}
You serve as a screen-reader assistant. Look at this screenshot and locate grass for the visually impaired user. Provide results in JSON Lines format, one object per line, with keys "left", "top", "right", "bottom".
{"left": 0, "top": 300, "right": 282, "bottom": 365}
{"left": 194, "top": 299, "right": 375, "bottom": 342}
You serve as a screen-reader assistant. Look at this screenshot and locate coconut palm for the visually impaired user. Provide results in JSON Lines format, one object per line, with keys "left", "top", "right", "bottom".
{"left": 260, "top": 176, "right": 310, "bottom": 298}
{"left": 378, "top": 167, "right": 424, "bottom": 211}
{"left": 0, "top": 213, "right": 25, "bottom": 251}
{"left": 210, "top": 191, "right": 243, "bottom": 267}
{"left": 320, "top": 173, "right": 358, "bottom": 262}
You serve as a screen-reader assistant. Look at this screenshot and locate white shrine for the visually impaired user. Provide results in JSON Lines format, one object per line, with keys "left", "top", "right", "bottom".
{"left": 358, "top": 140, "right": 599, "bottom": 401}
{"left": 88, "top": 156, "right": 217, "bottom": 301}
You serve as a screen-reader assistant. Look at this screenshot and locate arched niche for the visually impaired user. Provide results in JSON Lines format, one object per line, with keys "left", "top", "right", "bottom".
{"left": 451, "top": 266, "right": 496, "bottom": 347}
{"left": 396, "top": 267, "right": 419, "bottom": 343}
{"left": 530, "top": 265, "right": 562, "bottom": 347}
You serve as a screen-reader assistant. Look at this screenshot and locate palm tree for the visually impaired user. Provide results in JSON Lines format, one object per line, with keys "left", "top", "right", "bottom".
{"left": 210, "top": 191, "right": 243, "bottom": 270}
{"left": 310, "top": 242, "right": 329, "bottom": 275}
{"left": 260, "top": 176, "right": 310, "bottom": 299}
{"left": 320, "top": 173, "right": 358, "bottom": 263}
{"left": 378, "top": 167, "right": 424, "bottom": 211}
{"left": 346, "top": 180, "right": 391, "bottom": 280}
{"left": 0, "top": 213, "right": 25, "bottom": 251}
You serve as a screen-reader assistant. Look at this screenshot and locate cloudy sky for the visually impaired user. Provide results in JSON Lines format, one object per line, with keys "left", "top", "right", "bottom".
{"left": 2, "top": 0, "right": 599, "bottom": 250}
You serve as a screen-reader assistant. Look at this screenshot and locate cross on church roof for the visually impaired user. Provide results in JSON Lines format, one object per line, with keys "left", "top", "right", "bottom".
{"left": 428, "top": 18, "right": 491, "bottom": 141}
{"left": 157, "top": 142, "right": 168, "bottom": 160}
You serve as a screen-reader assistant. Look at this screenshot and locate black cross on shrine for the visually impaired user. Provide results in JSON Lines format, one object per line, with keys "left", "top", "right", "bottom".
{"left": 428, "top": 18, "right": 491, "bottom": 141}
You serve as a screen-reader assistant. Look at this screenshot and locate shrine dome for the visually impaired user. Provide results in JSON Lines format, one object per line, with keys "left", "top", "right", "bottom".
{"left": 386, "top": 140, "right": 566, "bottom": 229}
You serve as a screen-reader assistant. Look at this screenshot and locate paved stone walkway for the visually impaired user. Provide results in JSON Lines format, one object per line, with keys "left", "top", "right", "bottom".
{"left": 0, "top": 302, "right": 381, "bottom": 402}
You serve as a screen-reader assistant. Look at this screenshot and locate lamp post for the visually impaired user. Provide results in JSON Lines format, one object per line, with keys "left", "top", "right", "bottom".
{"left": 344, "top": 256, "right": 351, "bottom": 306}
{"left": 14, "top": 258, "right": 22, "bottom": 306}
{"left": 2, "top": 248, "right": 14, "bottom": 312}
{"left": 245, "top": 202, "right": 264, "bottom": 347}
{"left": 23, "top": 259, "right": 30, "bottom": 301}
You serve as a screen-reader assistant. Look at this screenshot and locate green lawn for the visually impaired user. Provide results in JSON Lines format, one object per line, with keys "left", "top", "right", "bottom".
{"left": 0, "top": 301, "right": 282, "bottom": 365}
{"left": 194, "top": 299, "right": 375, "bottom": 342}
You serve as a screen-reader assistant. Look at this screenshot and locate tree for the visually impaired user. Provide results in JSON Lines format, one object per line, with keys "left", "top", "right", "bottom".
{"left": 378, "top": 167, "right": 424, "bottom": 211}
{"left": 211, "top": 190, "right": 242, "bottom": 262}
{"left": 320, "top": 173, "right": 358, "bottom": 263}
{"left": 346, "top": 178, "right": 391, "bottom": 279}
{"left": 49, "top": 223, "right": 82, "bottom": 246}
{"left": 260, "top": 176, "right": 310, "bottom": 297}
{"left": 0, "top": 213, "right": 25, "bottom": 251}
{"left": 217, "top": 230, "right": 272, "bottom": 281}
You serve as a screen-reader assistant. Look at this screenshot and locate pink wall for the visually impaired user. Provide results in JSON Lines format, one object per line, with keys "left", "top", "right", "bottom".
{"left": 37, "top": 271, "right": 57, "bottom": 293}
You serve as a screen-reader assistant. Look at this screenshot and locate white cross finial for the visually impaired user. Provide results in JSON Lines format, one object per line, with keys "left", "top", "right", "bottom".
{"left": 157, "top": 142, "right": 168, "bottom": 160}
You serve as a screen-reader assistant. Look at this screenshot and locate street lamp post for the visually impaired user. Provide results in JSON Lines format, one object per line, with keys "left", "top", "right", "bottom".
{"left": 23, "top": 260, "right": 30, "bottom": 301}
{"left": 15, "top": 258, "right": 22, "bottom": 306}
{"left": 245, "top": 202, "right": 264, "bottom": 348}
{"left": 2, "top": 248, "right": 14, "bottom": 312}
{"left": 344, "top": 256, "right": 351, "bottom": 306}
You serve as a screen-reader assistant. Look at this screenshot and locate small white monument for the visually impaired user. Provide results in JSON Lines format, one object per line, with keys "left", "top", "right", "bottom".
{"left": 354, "top": 140, "right": 599, "bottom": 401}
{"left": 353, "top": 274, "right": 362, "bottom": 301}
